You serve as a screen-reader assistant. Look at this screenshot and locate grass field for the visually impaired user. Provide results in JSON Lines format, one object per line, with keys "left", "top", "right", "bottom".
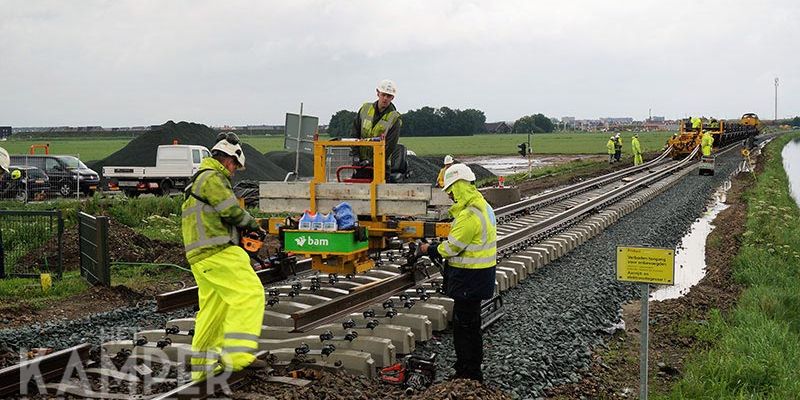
{"left": 0, "top": 131, "right": 675, "bottom": 161}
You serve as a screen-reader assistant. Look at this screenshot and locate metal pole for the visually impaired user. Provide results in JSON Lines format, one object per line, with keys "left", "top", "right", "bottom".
{"left": 639, "top": 283, "right": 649, "bottom": 400}
{"left": 295, "top": 102, "right": 303, "bottom": 177}
{"left": 527, "top": 132, "right": 532, "bottom": 176}
{"left": 774, "top": 77, "right": 779, "bottom": 122}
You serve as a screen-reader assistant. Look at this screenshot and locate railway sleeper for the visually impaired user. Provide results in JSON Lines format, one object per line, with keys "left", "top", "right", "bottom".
{"left": 269, "top": 348, "right": 376, "bottom": 378}
{"left": 348, "top": 313, "right": 432, "bottom": 342}
{"left": 366, "top": 300, "right": 448, "bottom": 331}
{"left": 257, "top": 336, "right": 395, "bottom": 367}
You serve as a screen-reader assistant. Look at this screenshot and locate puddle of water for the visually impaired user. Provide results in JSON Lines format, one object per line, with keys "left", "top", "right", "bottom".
{"left": 650, "top": 185, "right": 730, "bottom": 301}
{"left": 462, "top": 155, "right": 597, "bottom": 176}
{"left": 782, "top": 139, "right": 800, "bottom": 209}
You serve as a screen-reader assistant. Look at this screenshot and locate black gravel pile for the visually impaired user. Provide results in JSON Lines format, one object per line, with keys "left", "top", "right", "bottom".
{"left": 408, "top": 155, "right": 494, "bottom": 184}
{"left": 89, "top": 121, "right": 294, "bottom": 182}
{"left": 420, "top": 151, "right": 746, "bottom": 399}
{"left": 0, "top": 301, "right": 195, "bottom": 367}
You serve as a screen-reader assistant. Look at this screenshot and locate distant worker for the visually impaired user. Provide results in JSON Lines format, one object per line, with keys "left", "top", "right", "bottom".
{"left": 709, "top": 118, "right": 719, "bottom": 129}
{"left": 182, "top": 132, "right": 266, "bottom": 381}
{"left": 691, "top": 116, "right": 702, "bottom": 132}
{"left": 614, "top": 133, "right": 623, "bottom": 162}
{"left": 701, "top": 130, "right": 714, "bottom": 156}
{"left": 631, "top": 134, "right": 643, "bottom": 165}
{"left": 351, "top": 79, "right": 403, "bottom": 180}
{"left": 420, "top": 164, "right": 496, "bottom": 382}
{"left": 436, "top": 154, "right": 454, "bottom": 187}
{"left": 607, "top": 136, "right": 616, "bottom": 163}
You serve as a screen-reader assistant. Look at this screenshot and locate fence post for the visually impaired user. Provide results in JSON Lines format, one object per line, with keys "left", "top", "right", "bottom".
{"left": 0, "top": 225, "right": 5, "bottom": 279}
{"left": 56, "top": 210, "right": 64, "bottom": 280}
{"left": 97, "top": 216, "right": 110, "bottom": 286}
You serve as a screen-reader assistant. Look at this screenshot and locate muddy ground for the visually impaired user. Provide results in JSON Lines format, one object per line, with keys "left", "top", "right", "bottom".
{"left": 545, "top": 158, "right": 755, "bottom": 399}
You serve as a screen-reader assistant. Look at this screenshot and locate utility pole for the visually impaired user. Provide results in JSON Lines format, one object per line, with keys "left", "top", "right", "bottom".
{"left": 774, "top": 77, "right": 779, "bottom": 122}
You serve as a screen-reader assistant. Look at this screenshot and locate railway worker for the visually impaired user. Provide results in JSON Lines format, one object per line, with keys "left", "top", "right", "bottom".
{"left": 351, "top": 79, "right": 402, "bottom": 180}
{"left": 631, "top": 134, "right": 643, "bottom": 165}
{"left": 614, "top": 133, "right": 623, "bottom": 162}
{"left": 420, "top": 164, "right": 497, "bottom": 382}
{"left": 181, "top": 132, "right": 266, "bottom": 381}
{"left": 607, "top": 136, "right": 616, "bottom": 163}
{"left": 436, "top": 154, "right": 455, "bottom": 187}
{"left": 691, "top": 116, "right": 702, "bottom": 132}
{"left": 701, "top": 130, "right": 714, "bottom": 156}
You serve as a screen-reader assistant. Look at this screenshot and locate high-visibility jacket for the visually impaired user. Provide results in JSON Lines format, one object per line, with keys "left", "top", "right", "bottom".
{"left": 691, "top": 117, "right": 701, "bottom": 129}
{"left": 607, "top": 140, "right": 615, "bottom": 154}
{"left": 437, "top": 180, "right": 496, "bottom": 300}
{"left": 354, "top": 102, "right": 402, "bottom": 163}
{"left": 182, "top": 157, "right": 259, "bottom": 265}
{"left": 631, "top": 137, "right": 642, "bottom": 155}
{"left": 701, "top": 132, "right": 714, "bottom": 156}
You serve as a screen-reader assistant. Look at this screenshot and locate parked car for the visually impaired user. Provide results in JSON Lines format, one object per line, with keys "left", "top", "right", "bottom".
{"left": 0, "top": 166, "right": 50, "bottom": 202}
{"left": 103, "top": 144, "right": 210, "bottom": 196}
{"left": 9, "top": 155, "right": 100, "bottom": 196}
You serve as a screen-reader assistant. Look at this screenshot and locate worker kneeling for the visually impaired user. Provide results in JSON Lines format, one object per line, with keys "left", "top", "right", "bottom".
{"left": 182, "top": 133, "right": 266, "bottom": 381}
{"left": 421, "top": 164, "right": 496, "bottom": 382}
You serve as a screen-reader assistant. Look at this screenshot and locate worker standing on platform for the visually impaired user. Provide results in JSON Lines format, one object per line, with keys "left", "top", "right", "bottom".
{"left": 182, "top": 133, "right": 266, "bottom": 381}
{"left": 607, "top": 136, "right": 616, "bottom": 163}
{"left": 351, "top": 79, "right": 402, "bottom": 180}
{"left": 420, "top": 164, "right": 497, "bottom": 382}
{"left": 436, "top": 155, "right": 454, "bottom": 187}
{"left": 701, "top": 130, "right": 714, "bottom": 156}
{"left": 691, "top": 116, "right": 702, "bottom": 132}
{"left": 631, "top": 134, "right": 643, "bottom": 165}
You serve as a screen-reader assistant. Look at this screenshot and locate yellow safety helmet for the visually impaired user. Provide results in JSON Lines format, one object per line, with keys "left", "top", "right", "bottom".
{"left": 10, "top": 169, "right": 21, "bottom": 180}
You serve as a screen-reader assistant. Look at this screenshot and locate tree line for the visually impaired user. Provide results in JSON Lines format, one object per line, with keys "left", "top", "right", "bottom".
{"left": 327, "top": 106, "right": 555, "bottom": 137}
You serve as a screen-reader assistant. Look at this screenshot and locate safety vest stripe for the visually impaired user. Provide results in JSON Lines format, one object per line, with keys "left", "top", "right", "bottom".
{"left": 465, "top": 240, "right": 497, "bottom": 251}
{"left": 222, "top": 346, "right": 256, "bottom": 354}
{"left": 440, "top": 241, "right": 460, "bottom": 257}
{"left": 184, "top": 235, "right": 232, "bottom": 252}
{"left": 224, "top": 332, "right": 260, "bottom": 342}
{"left": 190, "top": 350, "right": 220, "bottom": 360}
{"left": 237, "top": 212, "right": 254, "bottom": 228}
{"left": 449, "top": 255, "right": 497, "bottom": 265}
{"left": 467, "top": 207, "right": 488, "bottom": 244}
{"left": 446, "top": 235, "right": 469, "bottom": 250}
{"left": 214, "top": 196, "right": 239, "bottom": 213}
{"left": 181, "top": 203, "right": 215, "bottom": 217}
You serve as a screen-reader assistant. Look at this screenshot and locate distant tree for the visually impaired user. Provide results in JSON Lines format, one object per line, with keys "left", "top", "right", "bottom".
{"left": 791, "top": 116, "right": 800, "bottom": 127}
{"left": 513, "top": 113, "right": 555, "bottom": 133}
{"left": 402, "top": 106, "right": 484, "bottom": 136}
{"left": 328, "top": 110, "right": 357, "bottom": 137}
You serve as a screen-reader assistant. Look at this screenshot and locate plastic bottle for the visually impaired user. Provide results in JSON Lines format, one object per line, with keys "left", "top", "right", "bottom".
{"left": 323, "top": 213, "right": 338, "bottom": 231}
{"left": 298, "top": 210, "right": 314, "bottom": 230}
{"left": 311, "top": 212, "right": 325, "bottom": 231}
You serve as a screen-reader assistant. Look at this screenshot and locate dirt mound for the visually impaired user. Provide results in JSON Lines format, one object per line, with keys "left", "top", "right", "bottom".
{"left": 410, "top": 155, "right": 495, "bottom": 184}
{"left": 89, "top": 121, "right": 290, "bottom": 182}
{"left": 263, "top": 151, "right": 315, "bottom": 178}
{"left": 18, "top": 219, "right": 187, "bottom": 270}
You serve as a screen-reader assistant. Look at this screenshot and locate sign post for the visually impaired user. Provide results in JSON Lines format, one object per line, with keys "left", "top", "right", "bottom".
{"left": 616, "top": 246, "right": 675, "bottom": 400}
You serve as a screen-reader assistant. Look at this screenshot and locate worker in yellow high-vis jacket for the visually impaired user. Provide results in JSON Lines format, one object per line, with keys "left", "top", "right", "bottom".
{"left": 631, "top": 134, "right": 643, "bottom": 165}
{"left": 182, "top": 132, "right": 266, "bottom": 381}
{"left": 701, "top": 131, "right": 714, "bottom": 156}
{"left": 420, "top": 163, "right": 496, "bottom": 382}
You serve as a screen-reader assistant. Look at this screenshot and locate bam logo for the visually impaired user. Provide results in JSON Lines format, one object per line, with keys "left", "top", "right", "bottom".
{"left": 294, "top": 236, "right": 329, "bottom": 247}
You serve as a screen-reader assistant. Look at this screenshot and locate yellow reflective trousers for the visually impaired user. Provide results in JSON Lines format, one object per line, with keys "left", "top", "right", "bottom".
{"left": 189, "top": 246, "right": 265, "bottom": 381}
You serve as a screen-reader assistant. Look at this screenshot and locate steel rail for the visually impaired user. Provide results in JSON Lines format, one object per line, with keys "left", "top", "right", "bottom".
{"left": 494, "top": 146, "right": 673, "bottom": 219}
{"left": 156, "top": 258, "right": 312, "bottom": 312}
{"left": 0, "top": 344, "right": 90, "bottom": 397}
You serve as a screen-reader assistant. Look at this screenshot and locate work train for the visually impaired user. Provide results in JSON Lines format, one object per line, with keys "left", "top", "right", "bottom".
{"left": 668, "top": 113, "right": 759, "bottom": 158}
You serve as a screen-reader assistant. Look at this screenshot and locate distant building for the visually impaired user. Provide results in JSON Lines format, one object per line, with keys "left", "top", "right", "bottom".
{"left": 0, "top": 126, "right": 11, "bottom": 139}
{"left": 484, "top": 121, "right": 512, "bottom": 133}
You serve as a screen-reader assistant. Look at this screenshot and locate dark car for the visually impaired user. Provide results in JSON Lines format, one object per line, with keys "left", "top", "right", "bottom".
{"left": 0, "top": 166, "right": 50, "bottom": 202}
{"left": 9, "top": 155, "right": 100, "bottom": 196}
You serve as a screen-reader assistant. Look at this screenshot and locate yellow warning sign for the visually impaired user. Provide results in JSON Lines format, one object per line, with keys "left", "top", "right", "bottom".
{"left": 616, "top": 246, "right": 675, "bottom": 285}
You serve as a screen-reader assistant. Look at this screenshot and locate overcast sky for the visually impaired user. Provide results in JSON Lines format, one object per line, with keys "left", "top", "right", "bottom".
{"left": 1, "top": 0, "right": 797, "bottom": 127}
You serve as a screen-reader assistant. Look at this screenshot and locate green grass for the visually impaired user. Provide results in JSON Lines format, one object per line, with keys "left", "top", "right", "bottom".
{"left": 657, "top": 132, "right": 800, "bottom": 399}
{"left": 0, "top": 132, "right": 674, "bottom": 163}
{"left": 0, "top": 138, "right": 131, "bottom": 163}
{"left": 0, "top": 271, "right": 89, "bottom": 310}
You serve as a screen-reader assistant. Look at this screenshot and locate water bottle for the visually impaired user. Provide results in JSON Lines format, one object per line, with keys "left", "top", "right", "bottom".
{"left": 299, "top": 211, "right": 313, "bottom": 230}
{"left": 311, "top": 212, "right": 325, "bottom": 231}
{"left": 323, "top": 213, "right": 338, "bottom": 231}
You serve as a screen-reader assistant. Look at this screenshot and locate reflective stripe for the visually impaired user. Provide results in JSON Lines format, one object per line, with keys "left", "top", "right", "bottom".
{"left": 190, "top": 350, "right": 220, "bottom": 360}
{"left": 465, "top": 240, "right": 497, "bottom": 251}
{"left": 185, "top": 236, "right": 233, "bottom": 252}
{"left": 446, "top": 235, "right": 469, "bottom": 250}
{"left": 449, "top": 255, "right": 497, "bottom": 265}
{"left": 182, "top": 203, "right": 215, "bottom": 217}
{"left": 224, "top": 332, "right": 260, "bottom": 342}
{"left": 441, "top": 241, "right": 460, "bottom": 257}
{"left": 467, "top": 207, "right": 488, "bottom": 245}
{"left": 214, "top": 196, "right": 239, "bottom": 213}
{"left": 222, "top": 346, "right": 256, "bottom": 354}
{"left": 190, "top": 364, "right": 218, "bottom": 371}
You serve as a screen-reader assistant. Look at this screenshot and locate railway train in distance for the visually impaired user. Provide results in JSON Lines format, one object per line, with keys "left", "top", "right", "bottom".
{"left": 668, "top": 113, "right": 759, "bottom": 158}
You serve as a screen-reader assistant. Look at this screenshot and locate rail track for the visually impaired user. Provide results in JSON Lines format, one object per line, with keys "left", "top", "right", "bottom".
{"left": 1, "top": 141, "right": 751, "bottom": 399}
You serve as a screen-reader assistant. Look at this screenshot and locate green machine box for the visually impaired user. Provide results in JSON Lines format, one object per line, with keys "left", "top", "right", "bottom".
{"left": 284, "top": 229, "right": 369, "bottom": 255}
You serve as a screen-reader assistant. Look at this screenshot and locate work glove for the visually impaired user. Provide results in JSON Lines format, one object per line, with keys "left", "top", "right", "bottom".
{"left": 425, "top": 241, "right": 443, "bottom": 264}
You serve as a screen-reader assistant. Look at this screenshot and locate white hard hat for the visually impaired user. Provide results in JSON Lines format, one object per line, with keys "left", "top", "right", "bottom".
{"left": 211, "top": 133, "right": 246, "bottom": 169}
{"left": 442, "top": 163, "right": 476, "bottom": 191}
{"left": 615, "top": 133, "right": 620, "bottom": 137}
{"left": 0, "top": 147, "right": 9, "bottom": 173}
{"left": 377, "top": 79, "right": 397, "bottom": 96}
{"left": 443, "top": 154, "right": 454, "bottom": 165}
